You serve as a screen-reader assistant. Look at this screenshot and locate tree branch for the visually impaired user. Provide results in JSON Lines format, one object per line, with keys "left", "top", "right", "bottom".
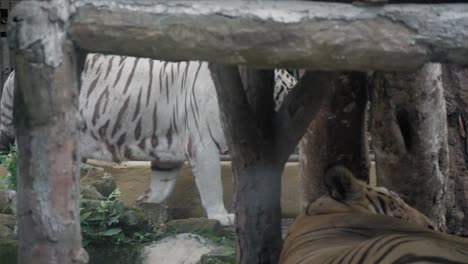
{"left": 275, "top": 71, "right": 339, "bottom": 162}
{"left": 209, "top": 64, "right": 264, "bottom": 163}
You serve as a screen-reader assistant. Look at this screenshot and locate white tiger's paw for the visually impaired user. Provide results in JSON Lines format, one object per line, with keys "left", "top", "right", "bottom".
{"left": 209, "top": 213, "right": 235, "bottom": 226}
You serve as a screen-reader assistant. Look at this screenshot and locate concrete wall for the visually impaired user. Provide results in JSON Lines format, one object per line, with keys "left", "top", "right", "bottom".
{"left": 87, "top": 160, "right": 376, "bottom": 219}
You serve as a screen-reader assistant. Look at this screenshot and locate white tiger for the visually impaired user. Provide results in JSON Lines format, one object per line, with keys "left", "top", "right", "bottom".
{"left": 0, "top": 54, "right": 298, "bottom": 226}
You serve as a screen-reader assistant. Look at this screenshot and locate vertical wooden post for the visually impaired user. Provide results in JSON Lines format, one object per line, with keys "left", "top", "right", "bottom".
{"left": 9, "top": 1, "right": 87, "bottom": 263}
{"left": 370, "top": 64, "right": 449, "bottom": 231}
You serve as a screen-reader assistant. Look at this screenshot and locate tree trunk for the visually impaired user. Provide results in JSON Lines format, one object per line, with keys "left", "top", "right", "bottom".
{"left": 210, "top": 65, "right": 282, "bottom": 263}
{"left": 9, "top": 2, "right": 87, "bottom": 263}
{"left": 209, "top": 64, "right": 337, "bottom": 263}
{"left": 300, "top": 72, "right": 369, "bottom": 208}
{"left": 370, "top": 64, "right": 449, "bottom": 231}
{"left": 441, "top": 64, "right": 468, "bottom": 236}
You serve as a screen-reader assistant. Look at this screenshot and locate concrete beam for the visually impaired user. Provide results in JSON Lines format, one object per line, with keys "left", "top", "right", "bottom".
{"left": 70, "top": 0, "right": 468, "bottom": 71}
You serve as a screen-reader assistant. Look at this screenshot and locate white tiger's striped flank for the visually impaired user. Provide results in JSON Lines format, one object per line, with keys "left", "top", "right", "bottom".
{"left": 1, "top": 54, "right": 298, "bottom": 226}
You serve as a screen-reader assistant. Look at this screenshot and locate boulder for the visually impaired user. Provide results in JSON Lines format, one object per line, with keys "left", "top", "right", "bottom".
{"left": 0, "top": 214, "right": 16, "bottom": 240}
{"left": 138, "top": 202, "right": 170, "bottom": 226}
{"left": 80, "top": 199, "right": 102, "bottom": 212}
{"left": 81, "top": 172, "right": 116, "bottom": 197}
{"left": 142, "top": 233, "right": 216, "bottom": 264}
{"left": 0, "top": 190, "right": 16, "bottom": 215}
{"left": 81, "top": 186, "right": 105, "bottom": 200}
{"left": 120, "top": 207, "right": 151, "bottom": 233}
{"left": 80, "top": 163, "right": 104, "bottom": 179}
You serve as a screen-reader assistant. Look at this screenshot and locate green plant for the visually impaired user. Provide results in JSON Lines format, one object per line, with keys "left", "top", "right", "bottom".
{"left": 80, "top": 188, "right": 153, "bottom": 248}
{"left": 0, "top": 147, "right": 17, "bottom": 191}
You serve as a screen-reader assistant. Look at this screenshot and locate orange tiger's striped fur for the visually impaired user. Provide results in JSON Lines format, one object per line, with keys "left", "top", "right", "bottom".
{"left": 280, "top": 166, "right": 468, "bottom": 264}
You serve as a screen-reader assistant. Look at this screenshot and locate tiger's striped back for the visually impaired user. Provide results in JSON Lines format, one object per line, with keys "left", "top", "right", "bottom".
{"left": 280, "top": 166, "right": 468, "bottom": 264}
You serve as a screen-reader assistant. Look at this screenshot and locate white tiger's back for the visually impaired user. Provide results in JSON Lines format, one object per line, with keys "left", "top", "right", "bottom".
{"left": 80, "top": 54, "right": 224, "bottom": 164}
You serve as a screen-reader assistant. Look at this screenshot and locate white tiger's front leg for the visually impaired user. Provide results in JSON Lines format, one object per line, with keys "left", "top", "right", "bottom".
{"left": 137, "top": 161, "right": 183, "bottom": 203}
{"left": 189, "top": 143, "right": 234, "bottom": 226}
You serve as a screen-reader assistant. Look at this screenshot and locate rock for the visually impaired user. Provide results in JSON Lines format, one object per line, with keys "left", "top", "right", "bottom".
{"left": 0, "top": 214, "right": 16, "bottom": 240}
{"left": 166, "top": 218, "right": 222, "bottom": 237}
{"left": 138, "top": 202, "right": 170, "bottom": 226}
{"left": 120, "top": 207, "right": 151, "bottom": 232}
{"left": 142, "top": 233, "right": 216, "bottom": 264}
{"left": 80, "top": 186, "right": 105, "bottom": 200}
{"left": 80, "top": 162, "right": 104, "bottom": 179}
{"left": 200, "top": 247, "right": 236, "bottom": 264}
{"left": 80, "top": 199, "right": 102, "bottom": 212}
{"left": 0, "top": 190, "right": 16, "bottom": 215}
{"left": 81, "top": 172, "right": 116, "bottom": 197}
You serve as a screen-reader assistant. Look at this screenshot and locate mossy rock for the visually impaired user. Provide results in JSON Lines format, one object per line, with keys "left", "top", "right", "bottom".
{"left": 0, "top": 239, "right": 17, "bottom": 263}
{"left": 81, "top": 186, "right": 105, "bottom": 200}
{"left": 138, "top": 203, "right": 170, "bottom": 227}
{"left": 0, "top": 214, "right": 16, "bottom": 240}
{"left": 120, "top": 207, "right": 152, "bottom": 233}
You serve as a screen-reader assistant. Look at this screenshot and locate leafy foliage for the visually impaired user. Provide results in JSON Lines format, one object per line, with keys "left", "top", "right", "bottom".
{"left": 0, "top": 147, "right": 17, "bottom": 191}
{"left": 80, "top": 189, "right": 154, "bottom": 248}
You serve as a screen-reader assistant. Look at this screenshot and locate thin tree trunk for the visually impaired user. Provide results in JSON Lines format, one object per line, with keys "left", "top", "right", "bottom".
{"left": 300, "top": 72, "right": 369, "bottom": 207}
{"left": 370, "top": 64, "right": 449, "bottom": 231}
{"left": 441, "top": 64, "right": 468, "bottom": 236}
{"left": 210, "top": 65, "right": 282, "bottom": 263}
{"left": 9, "top": 2, "right": 87, "bottom": 263}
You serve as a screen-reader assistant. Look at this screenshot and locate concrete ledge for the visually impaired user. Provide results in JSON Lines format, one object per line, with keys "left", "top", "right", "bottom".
{"left": 85, "top": 160, "right": 376, "bottom": 218}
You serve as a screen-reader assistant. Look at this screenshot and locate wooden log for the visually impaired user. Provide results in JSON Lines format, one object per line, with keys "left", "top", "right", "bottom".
{"left": 8, "top": 1, "right": 87, "bottom": 263}
{"left": 70, "top": 0, "right": 468, "bottom": 71}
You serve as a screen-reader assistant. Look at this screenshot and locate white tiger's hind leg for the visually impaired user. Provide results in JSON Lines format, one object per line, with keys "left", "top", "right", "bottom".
{"left": 137, "top": 162, "right": 182, "bottom": 203}
{"left": 189, "top": 144, "right": 234, "bottom": 226}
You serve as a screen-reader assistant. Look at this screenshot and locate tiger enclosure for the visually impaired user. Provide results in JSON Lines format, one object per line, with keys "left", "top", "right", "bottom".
{"left": 1, "top": 0, "right": 468, "bottom": 264}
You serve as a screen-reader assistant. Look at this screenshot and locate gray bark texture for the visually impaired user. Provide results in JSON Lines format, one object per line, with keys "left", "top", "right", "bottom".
{"left": 9, "top": 1, "right": 88, "bottom": 263}
{"left": 69, "top": 0, "right": 468, "bottom": 71}
{"left": 441, "top": 64, "right": 468, "bottom": 236}
{"left": 370, "top": 64, "right": 449, "bottom": 231}
{"left": 209, "top": 65, "right": 337, "bottom": 263}
{"left": 299, "top": 72, "right": 369, "bottom": 208}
